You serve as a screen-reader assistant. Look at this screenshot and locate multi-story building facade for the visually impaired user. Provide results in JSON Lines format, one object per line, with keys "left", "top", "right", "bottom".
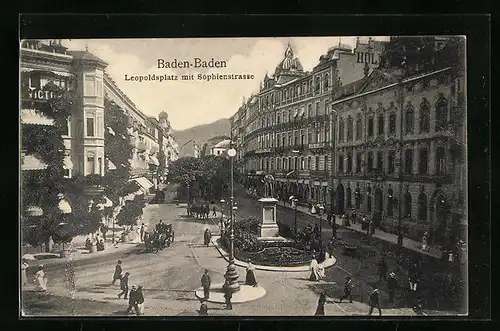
{"left": 21, "top": 40, "right": 179, "bottom": 184}
{"left": 330, "top": 36, "right": 466, "bottom": 245}
{"left": 20, "top": 39, "right": 107, "bottom": 178}
{"left": 233, "top": 40, "right": 387, "bottom": 207}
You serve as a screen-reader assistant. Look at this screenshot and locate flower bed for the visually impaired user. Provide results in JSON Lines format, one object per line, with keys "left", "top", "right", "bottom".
{"left": 235, "top": 246, "right": 311, "bottom": 267}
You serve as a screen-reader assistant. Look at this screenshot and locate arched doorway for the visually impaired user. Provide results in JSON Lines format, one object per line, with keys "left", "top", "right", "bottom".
{"left": 374, "top": 187, "right": 383, "bottom": 226}
{"left": 433, "top": 192, "right": 450, "bottom": 246}
{"left": 336, "top": 183, "right": 345, "bottom": 215}
{"left": 346, "top": 186, "right": 352, "bottom": 209}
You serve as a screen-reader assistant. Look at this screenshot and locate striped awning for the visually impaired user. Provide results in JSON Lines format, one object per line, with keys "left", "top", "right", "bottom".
{"left": 21, "top": 154, "right": 48, "bottom": 171}
{"left": 20, "top": 109, "right": 55, "bottom": 126}
{"left": 131, "top": 177, "right": 154, "bottom": 191}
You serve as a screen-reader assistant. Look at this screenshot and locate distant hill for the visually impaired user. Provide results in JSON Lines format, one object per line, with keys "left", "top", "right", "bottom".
{"left": 172, "top": 118, "right": 231, "bottom": 158}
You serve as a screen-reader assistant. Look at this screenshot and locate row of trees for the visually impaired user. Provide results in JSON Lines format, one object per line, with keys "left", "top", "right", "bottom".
{"left": 167, "top": 154, "right": 242, "bottom": 202}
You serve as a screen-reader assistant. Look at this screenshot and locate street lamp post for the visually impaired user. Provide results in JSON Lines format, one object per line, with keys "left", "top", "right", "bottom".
{"left": 220, "top": 199, "right": 225, "bottom": 237}
{"left": 225, "top": 144, "right": 240, "bottom": 293}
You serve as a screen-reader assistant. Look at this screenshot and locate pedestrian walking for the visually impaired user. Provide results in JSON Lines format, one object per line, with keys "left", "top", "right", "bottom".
{"left": 126, "top": 285, "right": 138, "bottom": 314}
{"left": 339, "top": 276, "right": 354, "bottom": 303}
{"left": 378, "top": 256, "right": 388, "bottom": 282}
{"left": 387, "top": 272, "right": 398, "bottom": 304}
{"left": 309, "top": 255, "right": 324, "bottom": 281}
{"left": 21, "top": 258, "right": 29, "bottom": 286}
{"left": 33, "top": 264, "right": 47, "bottom": 292}
{"left": 245, "top": 259, "right": 258, "bottom": 286}
{"left": 140, "top": 223, "right": 145, "bottom": 242}
{"left": 314, "top": 292, "right": 327, "bottom": 316}
{"left": 112, "top": 260, "right": 122, "bottom": 285}
{"left": 198, "top": 299, "right": 208, "bottom": 316}
{"left": 204, "top": 228, "right": 212, "bottom": 247}
{"left": 136, "top": 285, "right": 145, "bottom": 315}
{"left": 223, "top": 280, "right": 233, "bottom": 310}
{"left": 367, "top": 287, "right": 382, "bottom": 316}
{"left": 201, "top": 269, "right": 211, "bottom": 299}
{"left": 118, "top": 272, "right": 130, "bottom": 299}
{"left": 212, "top": 206, "right": 216, "bottom": 217}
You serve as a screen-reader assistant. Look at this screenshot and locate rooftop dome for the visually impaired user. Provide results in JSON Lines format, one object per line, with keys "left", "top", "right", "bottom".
{"left": 159, "top": 111, "right": 169, "bottom": 119}
{"left": 213, "top": 139, "right": 232, "bottom": 148}
{"left": 274, "top": 44, "right": 304, "bottom": 76}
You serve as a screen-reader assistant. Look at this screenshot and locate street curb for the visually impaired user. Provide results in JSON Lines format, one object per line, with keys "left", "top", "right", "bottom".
{"left": 211, "top": 236, "right": 336, "bottom": 272}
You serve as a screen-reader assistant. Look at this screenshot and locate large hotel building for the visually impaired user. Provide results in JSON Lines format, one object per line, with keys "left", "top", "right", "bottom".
{"left": 20, "top": 40, "right": 179, "bottom": 188}
{"left": 231, "top": 37, "right": 466, "bottom": 245}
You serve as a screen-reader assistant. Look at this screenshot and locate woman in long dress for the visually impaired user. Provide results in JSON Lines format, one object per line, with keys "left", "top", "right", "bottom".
{"left": 21, "top": 258, "right": 29, "bottom": 286}
{"left": 309, "top": 256, "right": 324, "bottom": 281}
{"left": 34, "top": 264, "right": 47, "bottom": 291}
{"left": 245, "top": 259, "right": 258, "bottom": 286}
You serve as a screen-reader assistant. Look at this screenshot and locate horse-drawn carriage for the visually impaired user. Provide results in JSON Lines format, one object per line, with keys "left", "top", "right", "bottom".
{"left": 145, "top": 223, "right": 175, "bottom": 253}
{"left": 187, "top": 202, "right": 210, "bottom": 219}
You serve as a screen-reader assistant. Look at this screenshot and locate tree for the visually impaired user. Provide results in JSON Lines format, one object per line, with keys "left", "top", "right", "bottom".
{"left": 116, "top": 194, "right": 147, "bottom": 226}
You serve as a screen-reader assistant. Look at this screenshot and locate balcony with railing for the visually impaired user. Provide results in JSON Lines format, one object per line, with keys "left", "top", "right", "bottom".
{"left": 309, "top": 170, "right": 329, "bottom": 179}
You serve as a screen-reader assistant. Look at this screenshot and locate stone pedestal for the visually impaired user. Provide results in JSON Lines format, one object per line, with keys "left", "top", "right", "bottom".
{"left": 257, "top": 197, "right": 280, "bottom": 238}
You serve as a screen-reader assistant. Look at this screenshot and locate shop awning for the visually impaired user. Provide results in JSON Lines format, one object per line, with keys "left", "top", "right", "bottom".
{"left": 131, "top": 177, "right": 154, "bottom": 191}
{"left": 148, "top": 155, "right": 160, "bottom": 166}
{"left": 21, "top": 68, "right": 73, "bottom": 77}
{"left": 107, "top": 158, "right": 117, "bottom": 170}
{"left": 63, "top": 156, "right": 73, "bottom": 170}
{"left": 22, "top": 154, "right": 48, "bottom": 171}
{"left": 20, "top": 109, "right": 55, "bottom": 126}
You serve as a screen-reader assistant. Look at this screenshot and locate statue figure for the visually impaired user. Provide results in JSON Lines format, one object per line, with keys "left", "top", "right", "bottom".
{"left": 263, "top": 175, "right": 275, "bottom": 198}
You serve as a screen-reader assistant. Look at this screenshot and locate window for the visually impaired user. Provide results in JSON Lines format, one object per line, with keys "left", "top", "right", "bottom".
{"left": 276, "top": 133, "right": 280, "bottom": 147}
{"left": 404, "top": 192, "right": 412, "bottom": 217}
{"left": 301, "top": 157, "right": 305, "bottom": 170}
{"left": 355, "top": 188, "right": 361, "bottom": 209}
{"left": 435, "top": 96, "right": 448, "bottom": 131}
{"left": 368, "top": 117, "right": 374, "bottom": 137}
{"left": 419, "top": 148, "right": 429, "bottom": 175}
{"left": 301, "top": 130, "right": 305, "bottom": 145}
{"left": 282, "top": 111, "right": 286, "bottom": 122}
{"left": 388, "top": 150, "right": 395, "bottom": 174}
{"left": 315, "top": 102, "right": 320, "bottom": 116}
{"left": 389, "top": 113, "right": 396, "bottom": 134}
{"left": 316, "top": 155, "right": 320, "bottom": 170}
{"left": 96, "top": 77, "right": 103, "bottom": 97}
{"left": 307, "top": 156, "right": 312, "bottom": 170}
{"left": 367, "top": 151, "right": 373, "bottom": 173}
{"left": 282, "top": 135, "right": 286, "bottom": 147}
{"left": 418, "top": 193, "right": 427, "bottom": 221}
{"left": 338, "top": 154, "right": 343, "bottom": 173}
{"left": 347, "top": 117, "right": 353, "bottom": 141}
{"left": 86, "top": 117, "right": 95, "bottom": 137}
{"left": 339, "top": 118, "right": 345, "bottom": 141}
{"left": 288, "top": 133, "right": 292, "bottom": 146}
{"left": 347, "top": 150, "right": 353, "bottom": 172}
{"left": 405, "top": 149, "right": 413, "bottom": 175}
{"left": 308, "top": 104, "right": 312, "bottom": 117}
{"left": 387, "top": 188, "right": 394, "bottom": 216}
{"left": 315, "top": 77, "right": 320, "bottom": 93}
{"left": 87, "top": 155, "right": 95, "bottom": 175}
{"left": 277, "top": 113, "right": 281, "bottom": 124}
{"left": 436, "top": 147, "right": 446, "bottom": 175}
{"left": 308, "top": 130, "right": 312, "bottom": 144}
{"left": 62, "top": 117, "right": 70, "bottom": 136}
{"left": 283, "top": 158, "right": 286, "bottom": 170}
{"left": 64, "top": 169, "right": 71, "bottom": 178}
{"left": 419, "top": 99, "right": 430, "bottom": 132}
{"left": 377, "top": 151, "right": 383, "bottom": 172}
{"left": 271, "top": 158, "right": 275, "bottom": 170}
{"left": 324, "top": 126, "right": 329, "bottom": 142}
{"left": 84, "top": 76, "right": 96, "bottom": 96}
{"left": 356, "top": 152, "right": 362, "bottom": 173}
{"left": 378, "top": 113, "right": 385, "bottom": 136}
{"left": 294, "top": 132, "right": 298, "bottom": 146}
{"left": 356, "top": 117, "right": 362, "bottom": 140}
{"left": 98, "top": 157, "right": 103, "bottom": 175}
{"left": 288, "top": 110, "right": 292, "bottom": 122}
{"left": 405, "top": 105, "right": 414, "bottom": 134}
{"left": 324, "top": 74, "right": 329, "bottom": 90}
{"left": 316, "top": 130, "right": 321, "bottom": 143}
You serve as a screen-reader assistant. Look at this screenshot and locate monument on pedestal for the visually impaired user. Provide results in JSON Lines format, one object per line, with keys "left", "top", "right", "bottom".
{"left": 257, "top": 175, "right": 284, "bottom": 241}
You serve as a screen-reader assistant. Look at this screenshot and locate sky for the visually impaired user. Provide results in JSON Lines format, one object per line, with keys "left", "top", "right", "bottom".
{"left": 64, "top": 37, "right": 389, "bottom": 131}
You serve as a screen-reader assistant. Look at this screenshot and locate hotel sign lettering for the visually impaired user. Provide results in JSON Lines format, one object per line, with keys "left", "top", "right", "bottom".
{"left": 27, "top": 88, "right": 63, "bottom": 101}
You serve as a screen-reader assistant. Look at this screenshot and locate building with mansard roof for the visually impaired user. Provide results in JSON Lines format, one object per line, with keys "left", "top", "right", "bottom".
{"left": 231, "top": 40, "right": 388, "bottom": 207}
{"left": 329, "top": 36, "right": 466, "bottom": 245}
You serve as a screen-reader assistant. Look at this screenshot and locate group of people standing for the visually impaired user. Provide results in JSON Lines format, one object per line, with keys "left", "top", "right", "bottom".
{"left": 112, "top": 260, "right": 144, "bottom": 316}
{"left": 198, "top": 260, "right": 258, "bottom": 315}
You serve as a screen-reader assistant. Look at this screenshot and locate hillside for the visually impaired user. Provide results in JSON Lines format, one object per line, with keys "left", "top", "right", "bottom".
{"left": 172, "top": 118, "right": 231, "bottom": 157}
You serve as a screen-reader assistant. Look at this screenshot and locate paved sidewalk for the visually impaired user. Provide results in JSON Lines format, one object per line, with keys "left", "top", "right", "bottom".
{"left": 246, "top": 190, "right": 442, "bottom": 259}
